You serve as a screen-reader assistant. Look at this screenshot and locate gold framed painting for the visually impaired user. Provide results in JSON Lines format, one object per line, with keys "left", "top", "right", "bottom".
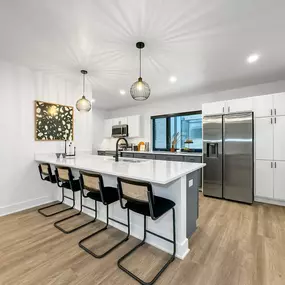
{"left": 34, "top": 100, "right": 74, "bottom": 141}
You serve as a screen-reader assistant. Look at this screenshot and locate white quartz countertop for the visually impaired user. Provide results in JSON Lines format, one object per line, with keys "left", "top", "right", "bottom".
{"left": 121, "top": 150, "right": 203, "bottom": 157}
{"left": 35, "top": 153, "right": 205, "bottom": 185}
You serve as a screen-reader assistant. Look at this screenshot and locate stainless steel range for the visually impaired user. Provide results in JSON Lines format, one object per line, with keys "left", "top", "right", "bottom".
{"left": 203, "top": 112, "right": 254, "bottom": 204}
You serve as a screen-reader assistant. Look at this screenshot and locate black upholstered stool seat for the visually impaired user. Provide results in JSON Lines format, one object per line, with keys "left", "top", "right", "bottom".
{"left": 87, "top": 186, "right": 119, "bottom": 204}
{"left": 44, "top": 175, "right": 57, "bottom": 183}
{"left": 61, "top": 180, "right": 81, "bottom": 191}
{"left": 126, "top": 196, "right": 175, "bottom": 218}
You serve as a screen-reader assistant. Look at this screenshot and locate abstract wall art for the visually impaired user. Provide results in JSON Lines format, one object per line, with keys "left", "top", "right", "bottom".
{"left": 35, "top": 101, "right": 74, "bottom": 141}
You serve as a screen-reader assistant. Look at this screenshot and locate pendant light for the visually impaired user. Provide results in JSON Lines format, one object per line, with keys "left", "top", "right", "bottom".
{"left": 130, "top": 42, "right": 151, "bottom": 101}
{"left": 76, "top": 70, "right": 91, "bottom": 112}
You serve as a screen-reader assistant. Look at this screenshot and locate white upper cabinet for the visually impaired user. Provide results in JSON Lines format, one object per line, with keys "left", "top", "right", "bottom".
{"left": 273, "top": 116, "right": 285, "bottom": 161}
{"left": 274, "top": 161, "right": 285, "bottom": 201}
{"left": 127, "top": 115, "right": 141, "bottom": 138}
{"left": 112, "top": 117, "right": 127, "bottom": 126}
{"left": 103, "top": 119, "right": 112, "bottom": 138}
{"left": 202, "top": 101, "right": 226, "bottom": 116}
{"left": 273, "top": 93, "right": 285, "bottom": 116}
{"left": 255, "top": 160, "right": 274, "bottom": 199}
{"left": 226, "top": 97, "right": 253, "bottom": 114}
{"left": 253, "top": 95, "right": 274, "bottom": 118}
{"left": 255, "top": 117, "right": 274, "bottom": 160}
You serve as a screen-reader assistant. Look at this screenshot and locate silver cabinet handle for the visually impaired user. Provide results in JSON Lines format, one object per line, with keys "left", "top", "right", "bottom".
{"left": 270, "top": 118, "right": 273, "bottom": 124}
{"left": 271, "top": 162, "right": 273, "bottom": 168}
{"left": 275, "top": 162, "right": 277, "bottom": 168}
{"left": 228, "top": 106, "right": 230, "bottom": 113}
{"left": 275, "top": 117, "right": 277, "bottom": 124}
{"left": 275, "top": 109, "right": 277, "bottom": 115}
{"left": 222, "top": 107, "right": 224, "bottom": 113}
{"left": 271, "top": 109, "right": 273, "bottom": 116}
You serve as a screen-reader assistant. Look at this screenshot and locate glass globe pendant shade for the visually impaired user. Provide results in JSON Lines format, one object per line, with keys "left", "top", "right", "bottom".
{"left": 76, "top": 95, "right": 91, "bottom": 112}
{"left": 130, "top": 77, "right": 151, "bottom": 101}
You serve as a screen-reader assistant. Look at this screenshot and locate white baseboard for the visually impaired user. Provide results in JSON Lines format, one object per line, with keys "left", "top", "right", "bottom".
{"left": 255, "top": 196, "right": 285, "bottom": 207}
{"left": 0, "top": 196, "right": 53, "bottom": 217}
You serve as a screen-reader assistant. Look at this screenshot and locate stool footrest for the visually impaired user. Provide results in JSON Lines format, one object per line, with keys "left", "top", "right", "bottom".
{"left": 54, "top": 212, "right": 96, "bottom": 234}
{"left": 38, "top": 202, "right": 73, "bottom": 217}
{"left": 146, "top": 230, "right": 174, "bottom": 244}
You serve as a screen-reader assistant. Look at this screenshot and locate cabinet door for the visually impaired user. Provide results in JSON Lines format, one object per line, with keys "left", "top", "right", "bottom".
{"left": 202, "top": 101, "right": 225, "bottom": 116}
{"left": 273, "top": 93, "right": 285, "bottom": 116}
{"left": 255, "top": 117, "right": 273, "bottom": 160}
{"left": 103, "top": 119, "right": 112, "bottom": 138}
{"left": 255, "top": 160, "right": 274, "bottom": 198}
{"left": 112, "top": 117, "right": 127, "bottom": 126}
{"left": 253, "top": 95, "right": 273, "bottom": 118}
{"left": 273, "top": 116, "right": 285, "bottom": 160}
{"left": 128, "top": 115, "right": 141, "bottom": 137}
{"left": 226, "top": 97, "right": 253, "bottom": 114}
{"left": 274, "top": 161, "right": 285, "bottom": 201}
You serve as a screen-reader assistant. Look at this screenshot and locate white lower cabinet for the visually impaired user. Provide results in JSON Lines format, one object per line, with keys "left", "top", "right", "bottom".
{"left": 273, "top": 161, "right": 285, "bottom": 201}
{"left": 255, "top": 160, "right": 274, "bottom": 199}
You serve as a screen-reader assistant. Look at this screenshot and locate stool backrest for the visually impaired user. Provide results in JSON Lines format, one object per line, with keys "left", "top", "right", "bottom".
{"left": 117, "top": 177, "right": 155, "bottom": 211}
{"left": 79, "top": 171, "right": 105, "bottom": 202}
{"left": 55, "top": 166, "right": 73, "bottom": 182}
{"left": 38, "top": 163, "right": 52, "bottom": 180}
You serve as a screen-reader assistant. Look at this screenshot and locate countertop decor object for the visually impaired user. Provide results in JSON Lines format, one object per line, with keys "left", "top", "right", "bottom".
{"left": 130, "top": 42, "right": 151, "bottom": 101}
{"left": 76, "top": 70, "right": 91, "bottom": 112}
{"left": 34, "top": 100, "right": 74, "bottom": 141}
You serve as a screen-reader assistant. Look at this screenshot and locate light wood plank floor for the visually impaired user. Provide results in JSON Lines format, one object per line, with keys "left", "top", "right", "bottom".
{"left": 1, "top": 195, "right": 285, "bottom": 285}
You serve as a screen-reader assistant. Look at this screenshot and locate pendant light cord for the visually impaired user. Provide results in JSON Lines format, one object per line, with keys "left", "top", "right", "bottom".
{"left": 83, "top": 73, "right": 85, "bottom": 97}
{"left": 139, "top": 48, "right": 142, "bottom": 78}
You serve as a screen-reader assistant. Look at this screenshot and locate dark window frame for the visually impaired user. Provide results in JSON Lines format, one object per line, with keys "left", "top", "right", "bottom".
{"left": 151, "top": 110, "right": 202, "bottom": 151}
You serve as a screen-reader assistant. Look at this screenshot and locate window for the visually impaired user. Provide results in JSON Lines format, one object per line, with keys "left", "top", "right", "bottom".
{"left": 152, "top": 111, "right": 202, "bottom": 152}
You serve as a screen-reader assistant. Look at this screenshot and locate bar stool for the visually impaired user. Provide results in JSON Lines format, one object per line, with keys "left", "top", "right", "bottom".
{"left": 38, "top": 163, "right": 74, "bottom": 217}
{"left": 78, "top": 171, "right": 130, "bottom": 258}
{"left": 117, "top": 177, "right": 176, "bottom": 285}
{"left": 53, "top": 166, "right": 96, "bottom": 234}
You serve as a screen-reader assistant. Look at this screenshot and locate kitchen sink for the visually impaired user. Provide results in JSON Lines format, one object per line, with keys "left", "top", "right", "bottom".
{"left": 104, "top": 157, "right": 143, "bottom": 163}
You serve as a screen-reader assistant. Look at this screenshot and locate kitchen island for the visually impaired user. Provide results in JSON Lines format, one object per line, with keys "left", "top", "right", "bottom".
{"left": 35, "top": 153, "right": 205, "bottom": 259}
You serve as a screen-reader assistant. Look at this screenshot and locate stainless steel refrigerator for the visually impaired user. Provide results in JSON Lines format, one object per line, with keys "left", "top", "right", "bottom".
{"left": 203, "top": 112, "right": 253, "bottom": 204}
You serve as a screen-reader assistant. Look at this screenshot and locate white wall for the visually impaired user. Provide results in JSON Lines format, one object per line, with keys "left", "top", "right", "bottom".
{"left": 103, "top": 80, "right": 285, "bottom": 148}
{"left": 0, "top": 61, "right": 93, "bottom": 216}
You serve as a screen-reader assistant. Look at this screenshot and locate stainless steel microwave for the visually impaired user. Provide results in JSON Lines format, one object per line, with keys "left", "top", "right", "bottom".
{"left": 112, "top": 124, "right": 128, "bottom": 138}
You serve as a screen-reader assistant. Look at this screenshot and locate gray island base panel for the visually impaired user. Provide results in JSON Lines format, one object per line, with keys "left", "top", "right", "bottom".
{"left": 34, "top": 153, "right": 205, "bottom": 260}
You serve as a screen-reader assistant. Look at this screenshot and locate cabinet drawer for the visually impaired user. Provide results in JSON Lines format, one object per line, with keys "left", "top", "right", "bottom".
{"left": 133, "top": 153, "right": 155, "bottom": 160}
{"left": 155, "top": 155, "right": 184, "bottom": 161}
{"left": 121, "top": 152, "right": 134, "bottom": 158}
{"left": 184, "top": 156, "right": 202, "bottom": 163}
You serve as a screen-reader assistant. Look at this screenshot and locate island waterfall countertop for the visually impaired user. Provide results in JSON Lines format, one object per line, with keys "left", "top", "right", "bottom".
{"left": 35, "top": 153, "right": 205, "bottom": 185}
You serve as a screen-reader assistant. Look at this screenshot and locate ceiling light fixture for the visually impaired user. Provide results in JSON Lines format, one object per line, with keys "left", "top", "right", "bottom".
{"left": 120, "top": 90, "right": 126, "bottom": 95}
{"left": 76, "top": 70, "right": 91, "bottom": 112}
{"left": 169, "top": 76, "right": 177, "bottom": 83}
{"left": 130, "top": 42, "right": 151, "bottom": 101}
{"left": 247, "top": 53, "right": 260, "bottom": 64}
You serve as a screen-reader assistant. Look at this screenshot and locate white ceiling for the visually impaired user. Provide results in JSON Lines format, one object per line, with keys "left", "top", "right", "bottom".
{"left": 1, "top": 0, "right": 285, "bottom": 109}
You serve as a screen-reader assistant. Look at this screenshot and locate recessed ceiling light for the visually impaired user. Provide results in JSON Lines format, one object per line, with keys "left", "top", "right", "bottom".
{"left": 247, "top": 53, "right": 260, "bottom": 64}
{"left": 120, "top": 90, "right": 126, "bottom": 95}
{"left": 169, "top": 76, "right": 177, "bottom": 83}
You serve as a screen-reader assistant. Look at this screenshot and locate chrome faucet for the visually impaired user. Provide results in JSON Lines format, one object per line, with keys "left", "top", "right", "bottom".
{"left": 115, "top": 137, "right": 128, "bottom": 162}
